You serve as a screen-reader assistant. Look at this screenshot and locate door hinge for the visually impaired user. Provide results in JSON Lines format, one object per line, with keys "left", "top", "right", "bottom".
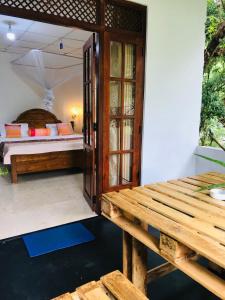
{"left": 93, "top": 42, "right": 96, "bottom": 52}
{"left": 93, "top": 122, "right": 97, "bottom": 131}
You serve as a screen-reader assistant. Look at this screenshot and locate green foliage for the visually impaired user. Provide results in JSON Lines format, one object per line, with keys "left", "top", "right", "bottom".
{"left": 0, "top": 166, "right": 8, "bottom": 176}
{"left": 197, "top": 182, "right": 225, "bottom": 191}
{"left": 206, "top": 0, "right": 224, "bottom": 41}
{"left": 195, "top": 152, "right": 225, "bottom": 191}
{"left": 195, "top": 153, "right": 225, "bottom": 167}
{"left": 200, "top": 0, "right": 225, "bottom": 147}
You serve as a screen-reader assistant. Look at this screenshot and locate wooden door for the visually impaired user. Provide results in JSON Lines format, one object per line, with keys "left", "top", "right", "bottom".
{"left": 102, "top": 32, "right": 145, "bottom": 193}
{"left": 83, "top": 34, "right": 97, "bottom": 208}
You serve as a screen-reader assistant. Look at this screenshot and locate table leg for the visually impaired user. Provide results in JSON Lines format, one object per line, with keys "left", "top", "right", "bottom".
{"left": 123, "top": 231, "right": 132, "bottom": 281}
{"left": 132, "top": 237, "right": 148, "bottom": 295}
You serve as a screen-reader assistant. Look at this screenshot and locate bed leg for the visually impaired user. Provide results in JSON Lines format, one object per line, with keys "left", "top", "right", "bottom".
{"left": 11, "top": 156, "right": 18, "bottom": 184}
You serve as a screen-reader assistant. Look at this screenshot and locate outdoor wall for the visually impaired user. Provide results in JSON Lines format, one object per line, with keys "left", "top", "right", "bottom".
{"left": 196, "top": 146, "right": 225, "bottom": 174}
{"left": 132, "top": 0, "right": 207, "bottom": 183}
{"left": 0, "top": 52, "right": 83, "bottom": 133}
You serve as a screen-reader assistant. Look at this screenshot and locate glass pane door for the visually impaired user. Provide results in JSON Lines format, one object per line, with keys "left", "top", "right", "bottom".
{"left": 102, "top": 32, "right": 144, "bottom": 192}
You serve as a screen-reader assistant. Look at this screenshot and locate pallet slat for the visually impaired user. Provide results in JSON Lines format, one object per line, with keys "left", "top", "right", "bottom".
{"left": 132, "top": 187, "right": 225, "bottom": 231}
{"left": 103, "top": 193, "right": 225, "bottom": 268}
{"left": 156, "top": 182, "right": 225, "bottom": 209}
{"left": 145, "top": 183, "right": 225, "bottom": 216}
{"left": 101, "top": 270, "right": 148, "bottom": 300}
{"left": 53, "top": 271, "right": 148, "bottom": 300}
{"left": 118, "top": 189, "right": 225, "bottom": 244}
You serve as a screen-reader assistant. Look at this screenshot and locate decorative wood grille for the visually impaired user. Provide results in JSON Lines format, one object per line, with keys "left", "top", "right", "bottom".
{"left": 0, "top": 0, "right": 146, "bottom": 33}
{"left": 105, "top": 2, "right": 144, "bottom": 33}
{"left": 0, "top": 0, "right": 98, "bottom": 25}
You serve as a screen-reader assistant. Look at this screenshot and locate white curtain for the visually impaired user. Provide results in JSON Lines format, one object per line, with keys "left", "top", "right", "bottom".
{"left": 12, "top": 50, "right": 82, "bottom": 111}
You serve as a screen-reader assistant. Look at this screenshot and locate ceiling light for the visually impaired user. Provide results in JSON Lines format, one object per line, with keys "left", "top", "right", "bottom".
{"left": 6, "top": 24, "right": 16, "bottom": 41}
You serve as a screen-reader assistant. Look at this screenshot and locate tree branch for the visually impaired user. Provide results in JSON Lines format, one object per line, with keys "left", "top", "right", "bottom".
{"left": 204, "top": 21, "right": 225, "bottom": 69}
{"left": 220, "top": 0, "right": 225, "bottom": 12}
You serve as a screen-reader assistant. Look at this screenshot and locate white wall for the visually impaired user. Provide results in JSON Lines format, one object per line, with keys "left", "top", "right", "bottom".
{"left": 54, "top": 70, "right": 83, "bottom": 133}
{"left": 196, "top": 146, "right": 225, "bottom": 174}
{"left": 131, "top": 0, "right": 207, "bottom": 183}
{"left": 0, "top": 52, "right": 42, "bottom": 123}
{"left": 0, "top": 52, "right": 83, "bottom": 133}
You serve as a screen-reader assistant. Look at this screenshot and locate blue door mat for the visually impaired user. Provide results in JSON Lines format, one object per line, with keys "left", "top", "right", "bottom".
{"left": 22, "top": 223, "right": 95, "bottom": 257}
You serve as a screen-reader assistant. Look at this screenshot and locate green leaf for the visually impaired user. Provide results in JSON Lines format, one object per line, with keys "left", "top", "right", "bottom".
{"left": 195, "top": 154, "right": 225, "bottom": 168}
{"left": 197, "top": 183, "right": 225, "bottom": 191}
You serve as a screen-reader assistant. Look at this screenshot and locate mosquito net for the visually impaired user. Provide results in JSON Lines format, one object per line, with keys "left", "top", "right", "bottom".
{"left": 12, "top": 50, "right": 82, "bottom": 111}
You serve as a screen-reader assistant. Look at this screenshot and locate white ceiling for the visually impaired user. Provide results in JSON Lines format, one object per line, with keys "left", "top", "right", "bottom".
{"left": 0, "top": 15, "right": 93, "bottom": 58}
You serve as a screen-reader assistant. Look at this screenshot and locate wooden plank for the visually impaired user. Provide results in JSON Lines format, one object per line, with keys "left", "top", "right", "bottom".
{"left": 133, "top": 187, "right": 225, "bottom": 231}
{"left": 76, "top": 281, "right": 111, "bottom": 300}
{"left": 123, "top": 231, "right": 132, "bottom": 280}
{"left": 207, "top": 172, "right": 225, "bottom": 180}
{"left": 81, "top": 287, "right": 112, "bottom": 300}
{"left": 145, "top": 183, "right": 225, "bottom": 216}
{"left": 132, "top": 234, "right": 148, "bottom": 294}
{"left": 53, "top": 293, "right": 74, "bottom": 300}
{"left": 103, "top": 213, "right": 225, "bottom": 299}
{"left": 119, "top": 189, "right": 225, "bottom": 244}
{"left": 157, "top": 182, "right": 225, "bottom": 209}
{"left": 102, "top": 193, "right": 225, "bottom": 268}
{"left": 101, "top": 270, "right": 148, "bottom": 300}
{"left": 102, "top": 213, "right": 160, "bottom": 254}
{"left": 101, "top": 198, "right": 122, "bottom": 218}
{"left": 71, "top": 294, "right": 80, "bottom": 300}
{"left": 147, "top": 262, "right": 177, "bottom": 283}
{"left": 189, "top": 175, "right": 225, "bottom": 185}
{"left": 160, "top": 233, "right": 194, "bottom": 261}
{"left": 179, "top": 177, "right": 210, "bottom": 188}
{"left": 175, "top": 259, "right": 225, "bottom": 299}
{"left": 199, "top": 173, "right": 225, "bottom": 183}
{"left": 168, "top": 179, "right": 208, "bottom": 192}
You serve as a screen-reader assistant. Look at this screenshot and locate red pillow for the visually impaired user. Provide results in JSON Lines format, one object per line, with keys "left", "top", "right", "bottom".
{"left": 29, "top": 128, "right": 51, "bottom": 137}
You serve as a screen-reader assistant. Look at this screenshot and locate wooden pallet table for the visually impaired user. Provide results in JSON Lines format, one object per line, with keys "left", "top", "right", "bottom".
{"left": 101, "top": 172, "right": 225, "bottom": 299}
{"left": 52, "top": 270, "right": 148, "bottom": 300}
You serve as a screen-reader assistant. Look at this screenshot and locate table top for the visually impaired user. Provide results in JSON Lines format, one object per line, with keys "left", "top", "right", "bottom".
{"left": 103, "top": 172, "right": 225, "bottom": 269}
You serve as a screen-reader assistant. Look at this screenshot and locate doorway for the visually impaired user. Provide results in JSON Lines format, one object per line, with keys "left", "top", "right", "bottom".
{"left": 0, "top": 15, "right": 98, "bottom": 239}
{"left": 0, "top": 0, "right": 147, "bottom": 212}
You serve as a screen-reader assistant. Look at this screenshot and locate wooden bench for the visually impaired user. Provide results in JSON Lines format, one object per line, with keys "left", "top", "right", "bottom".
{"left": 102, "top": 172, "right": 225, "bottom": 299}
{"left": 52, "top": 270, "right": 149, "bottom": 300}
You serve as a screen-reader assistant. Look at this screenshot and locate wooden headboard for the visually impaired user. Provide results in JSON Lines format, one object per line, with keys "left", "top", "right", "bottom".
{"left": 13, "top": 109, "right": 61, "bottom": 128}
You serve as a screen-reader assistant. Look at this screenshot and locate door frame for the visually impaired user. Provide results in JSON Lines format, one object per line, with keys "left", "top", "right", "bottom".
{"left": 83, "top": 34, "right": 97, "bottom": 209}
{"left": 0, "top": 0, "right": 147, "bottom": 211}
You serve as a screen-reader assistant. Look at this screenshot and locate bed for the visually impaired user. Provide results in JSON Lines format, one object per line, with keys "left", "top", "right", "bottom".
{"left": 0, "top": 108, "right": 84, "bottom": 183}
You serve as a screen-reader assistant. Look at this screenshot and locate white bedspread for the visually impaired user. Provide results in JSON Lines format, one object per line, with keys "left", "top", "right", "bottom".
{"left": 2, "top": 135, "right": 83, "bottom": 165}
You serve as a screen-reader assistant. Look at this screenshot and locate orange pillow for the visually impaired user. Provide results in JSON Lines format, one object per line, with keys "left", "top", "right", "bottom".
{"left": 29, "top": 128, "right": 51, "bottom": 137}
{"left": 57, "top": 123, "right": 74, "bottom": 135}
{"left": 5, "top": 124, "right": 21, "bottom": 138}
